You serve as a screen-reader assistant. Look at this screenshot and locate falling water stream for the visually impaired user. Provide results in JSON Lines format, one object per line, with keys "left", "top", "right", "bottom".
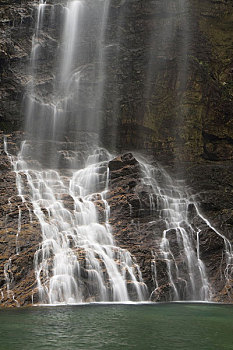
{"left": 140, "top": 160, "right": 211, "bottom": 301}
{"left": 139, "top": 159, "right": 233, "bottom": 301}
{"left": 4, "top": 138, "right": 147, "bottom": 303}
{"left": 2, "top": 0, "right": 233, "bottom": 305}
{"left": 2, "top": 0, "right": 149, "bottom": 304}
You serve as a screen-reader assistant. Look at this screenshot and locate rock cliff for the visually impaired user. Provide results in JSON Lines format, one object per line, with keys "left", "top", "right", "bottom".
{"left": 0, "top": 0, "right": 233, "bottom": 160}
{"left": 0, "top": 0, "right": 233, "bottom": 306}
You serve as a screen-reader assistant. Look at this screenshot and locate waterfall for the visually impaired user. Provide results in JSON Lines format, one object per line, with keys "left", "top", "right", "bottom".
{"left": 25, "top": 0, "right": 111, "bottom": 148}
{"left": 138, "top": 158, "right": 233, "bottom": 301}
{"left": 2, "top": 0, "right": 232, "bottom": 306}
{"left": 4, "top": 138, "right": 147, "bottom": 304}
{"left": 139, "top": 159, "right": 212, "bottom": 300}
{"left": 3, "top": 0, "right": 147, "bottom": 304}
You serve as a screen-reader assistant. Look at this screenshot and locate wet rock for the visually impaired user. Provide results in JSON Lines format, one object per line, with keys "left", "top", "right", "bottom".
{"left": 107, "top": 153, "right": 233, "bottom": 303}
{"left": 0, "top": 133, "right": 232, "bottom": 306}
{"left": 57, "top": 193, "right": 75, "bottom": 211}
{"left": 0, "top": 0, "right": 233, "bottom": 162}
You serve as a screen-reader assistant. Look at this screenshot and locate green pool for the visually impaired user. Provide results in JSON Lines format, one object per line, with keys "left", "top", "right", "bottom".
{"left": 0, "top": 303, "right": 232, "bottom": 350}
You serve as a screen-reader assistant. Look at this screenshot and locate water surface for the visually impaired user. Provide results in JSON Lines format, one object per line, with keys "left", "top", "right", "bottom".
{"left": 0, "top": 303, "right": 232, "bottom": 350}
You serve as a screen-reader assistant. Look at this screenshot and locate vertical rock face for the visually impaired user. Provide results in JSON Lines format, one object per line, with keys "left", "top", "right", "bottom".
{"left": 0, "top": 1, "right": 34, "bottom": 129}
{"left": 103, "top": 0, "right": 233, "bottom": 161}
{"left": 183, "top": 0, "right": 233, "bottom": 162}
{"left": 0, "top": 0, "right": 232, "bottom": 160}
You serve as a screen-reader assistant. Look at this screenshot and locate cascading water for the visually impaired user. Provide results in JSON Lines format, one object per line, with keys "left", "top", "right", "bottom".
{"left": 2, "top": 0, "right": 232, "bottom": 306}
{"left": 2, "top": 0, "right": 148, "bottom": 304}
{"left": 139, "top": 160, "right": 211, "bottom": 300}
{"left": 138, "top": 158, "right": 233, "bottom": 301}
{"left": 5, "top": 138, "right": 147, "bottom": 304}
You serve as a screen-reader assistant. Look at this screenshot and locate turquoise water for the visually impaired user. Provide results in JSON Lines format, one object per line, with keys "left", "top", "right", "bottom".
{"left": 0, "top": 303, "right": 232, "bottom": 350}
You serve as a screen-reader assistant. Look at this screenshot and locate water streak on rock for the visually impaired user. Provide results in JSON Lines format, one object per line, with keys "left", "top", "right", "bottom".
{"left": 139, "top": 159, "right": 212, "bottom": 301}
